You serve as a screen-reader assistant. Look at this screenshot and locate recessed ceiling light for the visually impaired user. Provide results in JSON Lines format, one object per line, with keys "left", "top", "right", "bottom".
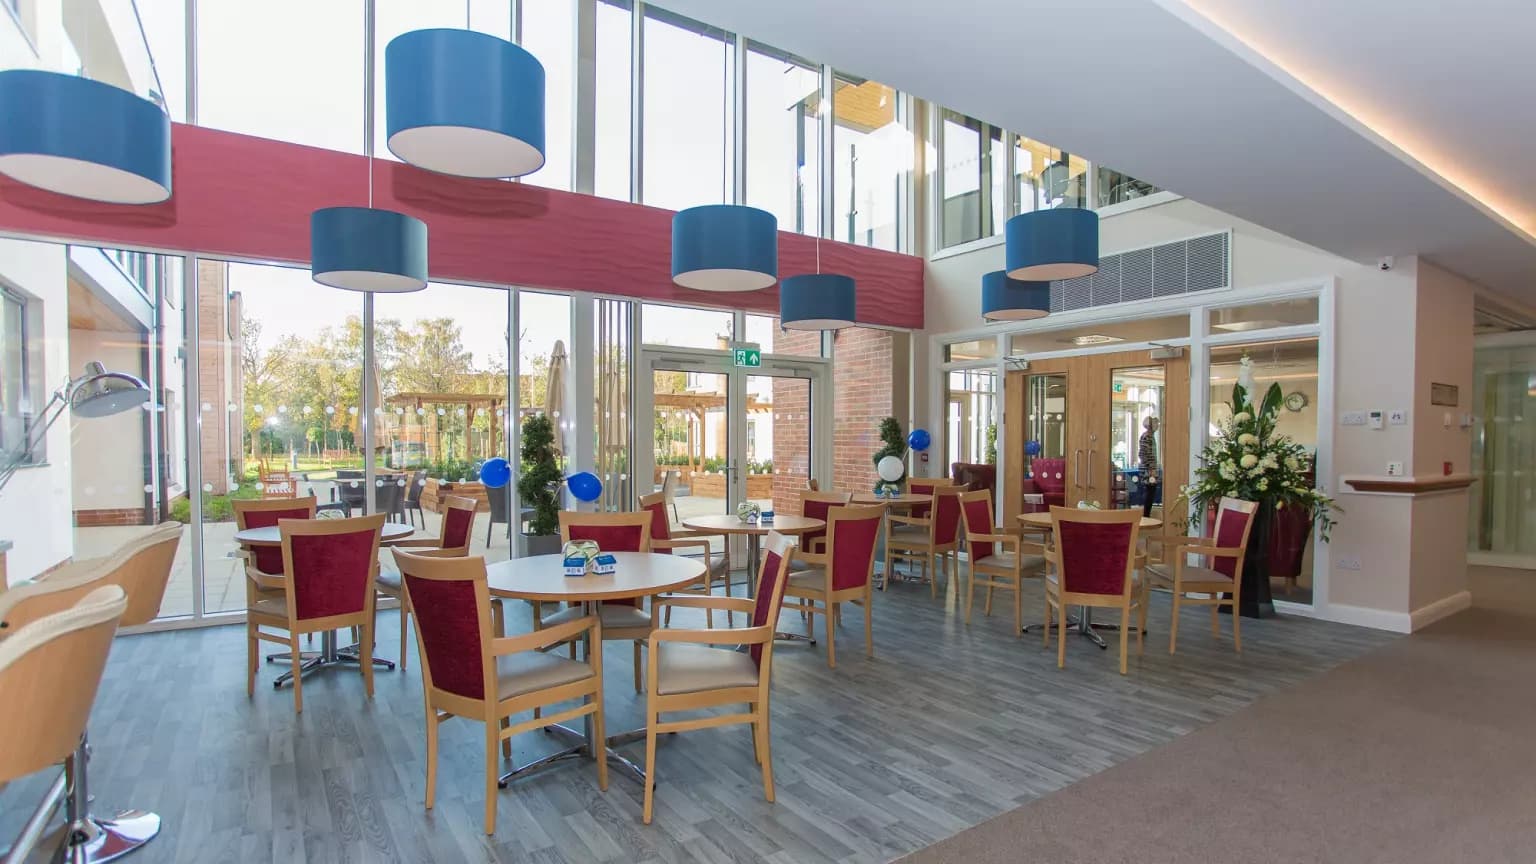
{"left": 1065, "top": 334, "right": 1123, "bottom": 345}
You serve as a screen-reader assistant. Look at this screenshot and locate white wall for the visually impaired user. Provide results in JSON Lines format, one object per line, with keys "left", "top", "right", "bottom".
{"left": 921, "top": 197, "right": 1479, "bottom": 629}
{"left": 0, "top": 238, "right": 73, "bottom": 582}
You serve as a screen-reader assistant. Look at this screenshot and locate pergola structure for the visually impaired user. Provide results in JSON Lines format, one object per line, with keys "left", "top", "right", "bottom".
{"left": 652, "top": 392, "right": 772, "bottom": 476}
{"left": 383, "top": 392, "right": 506, "bottom": 461}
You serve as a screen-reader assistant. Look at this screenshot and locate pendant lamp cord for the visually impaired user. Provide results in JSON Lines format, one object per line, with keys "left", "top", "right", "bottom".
{"left": 466, "top": 0, "right": 471, "bottom": 30}
{"left": 722, "top": 31, "right": 729, "bottom": 204}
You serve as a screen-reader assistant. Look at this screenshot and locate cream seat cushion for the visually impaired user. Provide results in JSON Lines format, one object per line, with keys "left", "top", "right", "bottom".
{"left": 656, "top": 643, "right": 759, "bottom": 695}
{"left": 495, "top": 651, "right": 593, "bottom": 700}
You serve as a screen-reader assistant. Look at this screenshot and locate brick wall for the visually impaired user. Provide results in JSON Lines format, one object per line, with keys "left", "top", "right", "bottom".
{"left": 832, "top": 327, "right": 895, "bottom": 496}
{"left": 769, "top": 327, "right": 896, "bottom": 508}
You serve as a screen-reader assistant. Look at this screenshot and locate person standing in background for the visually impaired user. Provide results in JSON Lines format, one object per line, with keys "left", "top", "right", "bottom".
{"left": 1139, "top": 416, "right": 1160, "bottom": 517}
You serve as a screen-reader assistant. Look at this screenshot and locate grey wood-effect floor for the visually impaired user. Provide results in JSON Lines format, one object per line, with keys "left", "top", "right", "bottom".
{"left": 0, "top": 576, "right": 1393, "bottom": 863}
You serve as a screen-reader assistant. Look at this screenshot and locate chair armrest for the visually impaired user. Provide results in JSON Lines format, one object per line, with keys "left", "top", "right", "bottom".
{"left": 1179, "top": 544, "right": 1245, "bottom": 559}
{"left": 887, "top": 514, "right": 930, "bottom": 527}
{"left": 650, "top": 623, "right": 774, "bottom": 648}
{"left": 970, "top": 532, "right": 1019, "bottom": 548}
{"left": 1019, "top": 540, "right": 1047, "bottom": 556}
{"left": 388, "top": 537, "right": 445, "bottom": 548}
{"left": 494, "top": 614, "right": 596, "bottom": 655}
{"left": 655, "top": 594, "right": 754, "bottom": 614}
{"left": 797, "top": 549, "right": 827, "bottom": 567}
{"left": 655, "top": 538, "right": 712, "bottom": 558}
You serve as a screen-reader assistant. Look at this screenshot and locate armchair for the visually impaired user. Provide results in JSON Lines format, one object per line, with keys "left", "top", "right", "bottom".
{"left": 958, "top": 489, "right": 1045, "bottom": 635}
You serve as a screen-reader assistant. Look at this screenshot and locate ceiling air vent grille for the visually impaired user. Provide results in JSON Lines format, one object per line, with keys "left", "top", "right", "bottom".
{"left": 1050, "top": 231, "right": 1230, "bottom": 312}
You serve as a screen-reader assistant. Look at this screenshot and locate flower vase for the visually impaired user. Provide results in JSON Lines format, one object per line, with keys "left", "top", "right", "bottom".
{"left": 1220, "top": 499, "right": 1277, "bottom": 619}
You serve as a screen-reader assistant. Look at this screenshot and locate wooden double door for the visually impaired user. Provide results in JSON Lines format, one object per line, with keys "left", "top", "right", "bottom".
{"left": 1003, "top": 348, "right": 1189, "bottom": 522}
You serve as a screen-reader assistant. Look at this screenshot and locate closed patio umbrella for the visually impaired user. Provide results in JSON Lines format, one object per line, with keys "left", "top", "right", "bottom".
{"left": 544, "top": 339, "right": 566, "bottom": 455}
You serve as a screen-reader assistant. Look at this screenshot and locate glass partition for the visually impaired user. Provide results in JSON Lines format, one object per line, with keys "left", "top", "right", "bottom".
{"left": 940, "top": 110, "right": 1004, "bottom": 248}
{"left": 1470, "top": 341, "right": 1536, "bottom": 562}
{"left": 946, "top": 369, "right": 996, "bottom": 468}
{"left": 1016, "top": 135, "right": 1086, "bottom": 211}
{"left": 594, "top": 0, "right": 633, "bottom": 200}
{"left": 1024, "top": 373, "right": 1068, "bottom": 479}
{"left": 1209, "top": 338, "right": 1320, "bottom": 602}
{"left": 521, "top": 0, "right": 575, "bottom": 190}
{"left": 1095, "top": 167, "right": 1160, "bottom": 207}
{"left": 641, "top": 304, "right": 734, "bottom": 350}
{"left": 1109, "top": 365, "right": 1164, "bottom": 511}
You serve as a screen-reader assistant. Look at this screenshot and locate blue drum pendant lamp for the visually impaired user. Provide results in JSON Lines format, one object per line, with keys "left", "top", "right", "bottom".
{"left": 311, "top": 207, "right": 428, "bottom": 293}
{"left": 1005, "top": 207, "right": 1099, "bottom": 281}
{"left": 672, "top": 205, "right": 779, "bottom": 292}
{"left": 781, "top": 274, "right": 857, "bottom": 330}
{"left": 386, "top": 29, "right": 546, "bottom": 178}
{"left": 0, "top": 70, "right": 171, "bottom": 204}
{"left": 981, "top": 270, "right": 1050, "bottom": 321}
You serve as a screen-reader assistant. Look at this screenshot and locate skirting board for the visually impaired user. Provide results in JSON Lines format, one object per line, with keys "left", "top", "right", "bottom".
{"left": 1324, "top": 591, "right": 1473, "bottom": 634}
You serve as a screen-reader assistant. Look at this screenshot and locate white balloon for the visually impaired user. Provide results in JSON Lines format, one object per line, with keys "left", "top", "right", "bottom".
{"left": 877, "top": 455, "right": 905, "bottom": 483}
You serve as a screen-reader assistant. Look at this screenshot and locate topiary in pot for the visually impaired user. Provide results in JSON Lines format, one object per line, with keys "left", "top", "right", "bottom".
{"left": 872, "top": 415, "right": 908, "bottom": 493}
{"left": 518, "top": 413, "right": 562, "bottom": 549}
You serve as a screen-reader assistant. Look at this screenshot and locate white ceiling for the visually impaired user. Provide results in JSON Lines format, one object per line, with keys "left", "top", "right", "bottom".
{"left": 653, "top": 0, "right": 1536, "bottom": 302}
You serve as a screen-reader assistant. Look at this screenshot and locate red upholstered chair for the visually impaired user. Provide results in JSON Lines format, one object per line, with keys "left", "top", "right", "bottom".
{"left": 1044, "top": 507, "right": 1144, "bottom": 674}
{"left": 1028, "top": 458, "right": 1068, "bottom": 508}
{"left": 246, "top": 514, "right": 385, "bottom": 713}
{"left": 1144, "top": 496, "right": 1258, "bottom": 653}
{"left": 543, "top": 510, "right": 653, "bottom": 691}
{"left": 643, "top": 532, "right": 795, "bottom": 823}
{"left": 233, "top": 496, "right": 317, "bottom": 604}
{"left": 958, "top": 489, "right": 1045, "bottom": 635}
{"left": 793, "top": 490, "right": 851, "bottom": 571}
{"left": 905, "top": 477, "right": 959, "bottom": 520}
{"left": 639, "top": 491, "right": 728, "bottom": 625}
{"left": 885, "top": 488, "right": 965, "bottom": 599}
{"left": 782, "top": 504, "right": 883, "bottom": 667}
{"left": 392, "top": 549, "right": 605, "bottom": 836}
{"left": 375, "top": 494, "right": 478, "bottom": 669}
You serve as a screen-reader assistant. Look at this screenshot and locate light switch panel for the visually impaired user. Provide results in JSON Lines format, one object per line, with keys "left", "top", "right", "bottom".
{"left": 1388, "top": 409, "right": 1407, "bottom": 426}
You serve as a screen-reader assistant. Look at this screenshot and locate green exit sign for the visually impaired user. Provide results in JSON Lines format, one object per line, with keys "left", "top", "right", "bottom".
{"left": 733, "top": 348, "right": 761, "bottom": 368}
{"left": 1112, "top": 381, "right": 1124, "bottom": 393}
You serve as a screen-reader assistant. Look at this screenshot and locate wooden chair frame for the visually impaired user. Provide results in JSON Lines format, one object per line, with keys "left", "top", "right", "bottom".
{"left": 246, "top": 514, "right": 385, "bottom": 713}
{"left": 1141, "top": 491, "right": 1191, "bottom": 568}
{"left": 376, "top": 494, "right": 478, "bottom": 669}
{"left": 885, "top": 489, "right": 963, "bottom": 598}
{"left": 540, "top": 510, "right": 655, "bottom": 691}
{"left": 233, "top": 496, "right": 318, "bottom": 601}
{"left": 958, "top": 489, "right": 1045, "bottom": 637}
{"left": 1145, "top": 496, "right": 1258, "bottom": 654}
{"left": 639, "top": 491, "right": 721, "bottom": 626}
{"left": 393, "top": 550, "right": 606, "bottom": 835}
{"left": 798, "top": 490, "right": 852, "bottom": 556}
{"left": 1043, "top": 507, "right": 1144, "bottom": 674}
{"left": 782, "top": 504, "right": 883, "bottom": 668}
{"left": 642, "top": 532, "right": 794, "bottom": 823}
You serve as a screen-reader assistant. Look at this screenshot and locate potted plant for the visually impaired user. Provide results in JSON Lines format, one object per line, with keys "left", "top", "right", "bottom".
{"left": 872, "top": 416, "right": 908, "bottom": 494}
{"left": 518, "top": 413, "right": 563, "bottom": 556}
{"left": 1185, "top": 380, "right": 1338, "bottom": 618}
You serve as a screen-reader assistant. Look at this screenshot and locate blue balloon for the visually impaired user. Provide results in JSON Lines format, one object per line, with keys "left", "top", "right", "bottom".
{"left": 1025, "top": 439, "right": 1042, "bottom": 457}
{"left": 480, "top": 457, "right": 511, "bottom": 489}
{"left": 567, "top": 471, "right": 603, "bottom": 502}
{"left": 907, "top": 428, "right": 932, "bottom": 451}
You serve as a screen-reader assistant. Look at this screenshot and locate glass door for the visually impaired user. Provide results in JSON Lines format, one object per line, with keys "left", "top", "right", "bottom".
{"left": 637, "top": 345, "right": 827, "bottom": 559}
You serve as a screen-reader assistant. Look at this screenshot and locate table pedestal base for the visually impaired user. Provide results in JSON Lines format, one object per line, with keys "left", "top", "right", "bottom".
{"left": 269, "top": 632, "right": 395, "bottom": 688}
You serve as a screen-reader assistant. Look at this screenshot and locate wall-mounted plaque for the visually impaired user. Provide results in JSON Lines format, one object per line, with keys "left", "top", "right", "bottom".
{"left": 1430, "top": 383, "right": 1459, "bottom": 407}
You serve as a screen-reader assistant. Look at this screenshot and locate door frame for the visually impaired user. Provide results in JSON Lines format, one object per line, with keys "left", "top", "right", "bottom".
{"left": 1003, "top": 348, "right": 1189, "bottom": 522}
{"left": 634, "top": 344, "right": 832, "bottom": 517}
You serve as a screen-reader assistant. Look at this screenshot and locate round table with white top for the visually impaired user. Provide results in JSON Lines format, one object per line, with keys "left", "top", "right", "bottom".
{"left": 232, "top": 521, "right": 417, "bottom": 546}
{"left": 485, "top": 552, "right": 706, "bottom": 786}
{"left": 679, "top": 514, "right": 824, "bottom": 595}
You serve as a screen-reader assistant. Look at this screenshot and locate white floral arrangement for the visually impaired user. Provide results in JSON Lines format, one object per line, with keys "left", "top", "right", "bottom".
{"left": 736, "top": 502, "right": 762, "bottom": 523}
{"left": 1185, "top": 380, "right": 1338, "bottom": 541}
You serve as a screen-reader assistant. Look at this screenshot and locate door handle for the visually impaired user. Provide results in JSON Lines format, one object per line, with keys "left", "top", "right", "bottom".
{"left": 1088, "top": 449, "right": 1096, "bottom": 488}
{"left": 1074, "top": 449, "right": 1083, "bottom": 486}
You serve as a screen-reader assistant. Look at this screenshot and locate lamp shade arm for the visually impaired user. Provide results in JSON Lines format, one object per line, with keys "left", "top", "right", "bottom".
{"left": 0, "top": 389, "right": 69, "bottom": 494}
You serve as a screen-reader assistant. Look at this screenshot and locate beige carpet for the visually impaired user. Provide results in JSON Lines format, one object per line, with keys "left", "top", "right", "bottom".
{"left": 902, "top": 573, "right": 1536, "bottom": 864}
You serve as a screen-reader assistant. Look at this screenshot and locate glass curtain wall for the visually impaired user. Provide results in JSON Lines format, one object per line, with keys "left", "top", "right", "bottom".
{"left": 940, "top": 110, "right": 1005, "bottom": 247}
{"left": 1016, "top": 136, "right": 1086, "bottom": 211}
{"left": 194, "top": 262, "right": 364, "bottom": 615}
{"left": 1470, "top": 342, "right": 1536, "bottom": 560}
{"left": 1096, "top": 166, "right": 1161, "bottom": 207}
{"left": 833, "top": 75, "right": 909, "bottom": 251}
{"left": 744, "top": 45, "right": 822, "bottom": 236}
{"left": 594, "top": 0, "right": 634, "bottom": 200}
{"left": 372, "top": 283, "right": 512, "bottom": 563}
{"left": 595, "top": 298, "right": 631, "bottom": 510}
{"left": 521, "top": 0, "right": 575, "bottom": 190}
{"left": 640, "top": 8, "right": 734, "bottom": 210}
